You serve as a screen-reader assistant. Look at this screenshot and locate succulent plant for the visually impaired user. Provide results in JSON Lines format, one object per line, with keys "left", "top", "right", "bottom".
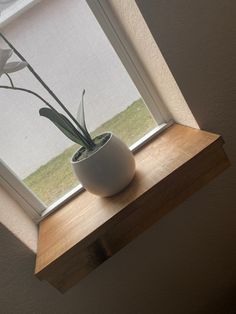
{"left": 0, "top": 33, "right": 97, "bottom": 152}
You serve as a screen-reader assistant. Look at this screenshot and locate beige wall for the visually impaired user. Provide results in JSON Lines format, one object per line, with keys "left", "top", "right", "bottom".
{"left": 108, "top": 0, "right": 198, "bottom": 128}
{"left": 1, "top": 0, "right": 236, "bottom": 313}
{"left": 0, "top": 185, "right": 38, "bottom": 252}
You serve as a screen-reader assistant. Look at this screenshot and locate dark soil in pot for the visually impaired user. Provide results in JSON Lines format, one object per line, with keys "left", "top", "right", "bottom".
{"left": 72, "top": 133, "right": 111, "bottom": 162}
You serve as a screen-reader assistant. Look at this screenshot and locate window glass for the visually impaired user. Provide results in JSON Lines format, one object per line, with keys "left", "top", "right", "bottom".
{"left": 0, "top": 0, "right": 158, "bottom": 206}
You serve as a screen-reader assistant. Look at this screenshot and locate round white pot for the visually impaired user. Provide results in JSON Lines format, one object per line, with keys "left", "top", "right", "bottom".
{"left": 71, "top": 133, "right": 136, "bottom": 197}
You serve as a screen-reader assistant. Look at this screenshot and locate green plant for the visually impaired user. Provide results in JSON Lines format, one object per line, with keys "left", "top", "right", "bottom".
{"left": 0, "top": 33, "right": 97, "bottom": 153}
{"left": 23, "top": 98, "right": 156, "bottom": 205}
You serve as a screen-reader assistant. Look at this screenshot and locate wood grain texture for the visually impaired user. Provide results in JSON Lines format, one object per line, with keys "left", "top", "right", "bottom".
{"left": 35, "top": 124, "right": 230, "bottom": 292}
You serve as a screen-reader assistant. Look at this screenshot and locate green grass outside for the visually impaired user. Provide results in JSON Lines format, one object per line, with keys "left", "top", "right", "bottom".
{"left": 23, "top": 98, "right": 157, "bottom": 205}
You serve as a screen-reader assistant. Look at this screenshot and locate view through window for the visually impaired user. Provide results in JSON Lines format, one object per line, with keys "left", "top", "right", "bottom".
{"left": 0, "top": 0, "right": 159, "bottom": 206}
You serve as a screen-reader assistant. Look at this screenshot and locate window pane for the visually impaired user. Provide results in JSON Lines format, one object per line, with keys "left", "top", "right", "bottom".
{"left": 0, "top": 0, "right": 158, "bottom": 206}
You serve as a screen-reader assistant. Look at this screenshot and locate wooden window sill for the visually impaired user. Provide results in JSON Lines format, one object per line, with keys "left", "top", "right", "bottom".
{"left": 35, "top": 124, "right": 229, "bottom": 293}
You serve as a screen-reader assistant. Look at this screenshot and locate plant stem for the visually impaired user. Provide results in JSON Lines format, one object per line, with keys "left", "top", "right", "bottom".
{"left": 4, "top": 73, "right": 14, "bottom": 87}
{"left": 0, "top": 85, "right": 94, "bottom": 150}
{"left": 0, "top": 32, "right": 95, "bottom": 148}
{"left": 0, "top": 85, "right": 58, "bottom": 111}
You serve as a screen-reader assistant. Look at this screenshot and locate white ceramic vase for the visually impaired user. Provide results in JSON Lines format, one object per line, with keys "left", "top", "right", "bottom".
{"left": 71, "top": 133, "right": 135, "bottom": 197}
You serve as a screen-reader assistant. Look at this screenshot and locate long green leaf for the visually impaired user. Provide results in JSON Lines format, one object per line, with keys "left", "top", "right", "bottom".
{"left": 76, "top": 89, "right": 89, "bottom": 135}
{"left": 39, "top": 108, "right": 89, "bottom": 147}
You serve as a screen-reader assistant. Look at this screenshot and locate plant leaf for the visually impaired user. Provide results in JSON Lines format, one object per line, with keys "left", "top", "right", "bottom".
{"left": 0, "top": 49, "right": 13, "bottom": 74}
{"left": 4, "top": 61, "right": 27, "bottom": 73}
{"left": 39, "top": 108, "right": 88, "bottom": 147}
{"left": 76, "top": 89, "right": 89, "bottom": 134}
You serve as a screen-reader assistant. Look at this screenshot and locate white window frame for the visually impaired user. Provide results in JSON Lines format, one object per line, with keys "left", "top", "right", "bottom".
{"left": 0, "top": 0, "right": 172, "bottom": 223}
{"left": 0, "top": 0, "right": 39, "bottom": 28}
